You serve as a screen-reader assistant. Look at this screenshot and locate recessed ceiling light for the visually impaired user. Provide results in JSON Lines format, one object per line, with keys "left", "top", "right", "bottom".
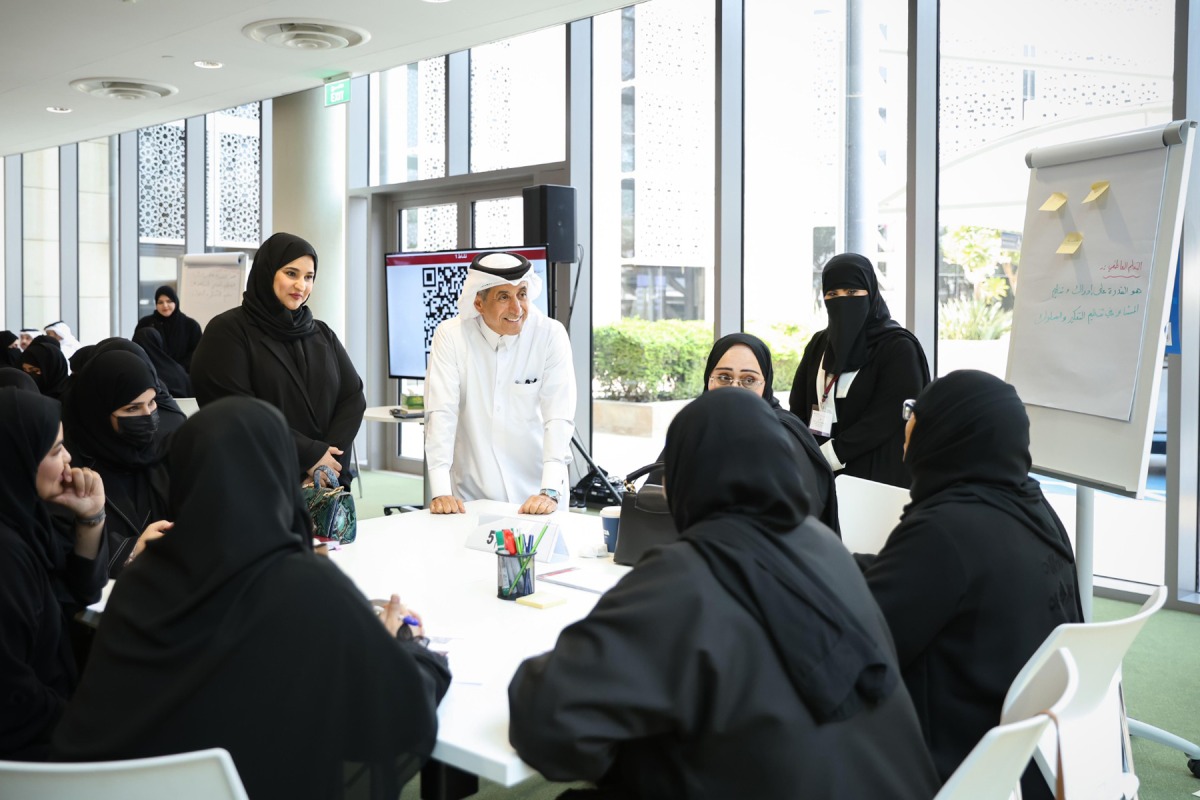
{"left": 421, "top": 0, "right": 453, "bottom": 4}
{"left": 194, "top": 60, "right": 223, "bottom": 69}
{"left": 46, "top": 106, "right": 72, "bottom": 114}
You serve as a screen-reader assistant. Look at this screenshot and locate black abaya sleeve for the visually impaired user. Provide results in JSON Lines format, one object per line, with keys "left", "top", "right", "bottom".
{"left": 0, "top": 541, "right": 67, "bottom": 758}
{"left": 190, "top": 311, "right": 254, "bottom": 409}
{"left": 862, "top": 517, "right": 966, "bottom": 669}
{"left": 316, "top": 323, "right": 366, "bottom": 461}
{"left": 508, "top": 546, "right": 710, "bottom": 783}
{"left": 830, "top": 336, "right": 926, "bottom": 466}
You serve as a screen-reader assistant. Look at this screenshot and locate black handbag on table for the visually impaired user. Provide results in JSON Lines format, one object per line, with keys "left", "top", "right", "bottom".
{"left": 613, "top": 461, "right": 679, "bottom": 567}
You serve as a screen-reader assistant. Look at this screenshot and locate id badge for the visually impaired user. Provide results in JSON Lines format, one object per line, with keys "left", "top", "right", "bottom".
{"left": 809, "top": 406, "right": 833, "bottom": 437}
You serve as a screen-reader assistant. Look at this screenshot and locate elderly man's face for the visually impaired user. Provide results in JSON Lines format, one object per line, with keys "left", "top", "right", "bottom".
{"left": 474, "top": 282, "right": 530, "bottom": 336}
{"left": 18, "top": 333, "right": 33, "bottom": 349}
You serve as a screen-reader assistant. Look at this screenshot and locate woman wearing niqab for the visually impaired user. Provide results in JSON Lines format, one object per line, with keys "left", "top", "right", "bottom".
{"left": 54, "top": 397, "right": 450, "bottom": 799}
{"left": 134, "top": 285, "right": 202, "bottom": 371}
{"left": 508, "top": 389, "right": 938, "bottom": 800}
{"left": 0, "top": 388, "right": 108, "bottom": 760}
{"left": 0, "top": 331, "right": 22, "bottom": 368}
{"left": 78, "top": 337, "right": 188, "bottom": 437}
{"left": 190, "top": 233, "right": 366, "bottom": 489}
{"left": 62, "top": 350, "right": 172, "bottom": 577}
{"left": 788, "top": 253, "right": 930, "bottom": 487}
{"left": 21, "top": 335, "right": 71, "bottom": 400}
{"left": 861, "top": 370, "right": 1083, "bottom": 797}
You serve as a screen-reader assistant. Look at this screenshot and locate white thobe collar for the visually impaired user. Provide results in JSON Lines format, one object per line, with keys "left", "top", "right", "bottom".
{"left": 475, "top": 316, "right": 518, "bottom": 351}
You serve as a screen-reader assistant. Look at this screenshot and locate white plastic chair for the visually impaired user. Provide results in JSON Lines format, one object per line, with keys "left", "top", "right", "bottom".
{"left": 834, "top": 474, "right": 910, "bottom": 554}
{"left": 1000, "top": 585, "right": 1168, "bottom": 800}
{"left": 935, "top": 649, "right": 1078, "bottom": 800}
{"left": 0, "top": 747, "right": 249, "bottom": 800}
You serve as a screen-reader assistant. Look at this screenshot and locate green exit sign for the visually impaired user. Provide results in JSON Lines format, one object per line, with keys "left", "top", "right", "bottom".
{"left": 324, "top": 79, "right": 351, "bottom": 107}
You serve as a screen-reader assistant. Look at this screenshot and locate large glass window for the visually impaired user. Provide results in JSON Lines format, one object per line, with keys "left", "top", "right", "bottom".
{"left": 470, "top": 26, "right": 566, "bottom": 172}
{"left": 23, "top": 147, "right": 59, "bottom": 328}
{"left": 473, "top": 197, "right": 523, "bottom": 248}
{"left": 591, "top": 0, "right": 716, "bottom": 477}
{"left": 206, "top": 102, "right": 262, "bottom": 251}
{"left": 938, "top": 1, "right": 1173, "bottom": 588}
{"left": 138, "top": 120, "right": 186, "bottom": 317}
{"left": 78, "top": 138, "right": 112, "bottom": 343}
{"left": 370, "top": 59, "right": 447, "bottom": 185}
{"left": 744, "top": 0, "right": 908, "bottom": 401}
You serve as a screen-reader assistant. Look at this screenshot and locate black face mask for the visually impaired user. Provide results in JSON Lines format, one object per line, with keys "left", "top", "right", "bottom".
{"left": 824, "top": 295, "right": 871, "bottom": 374}
{"left": 115, "top": 410, "right": 160, "bottom": 448}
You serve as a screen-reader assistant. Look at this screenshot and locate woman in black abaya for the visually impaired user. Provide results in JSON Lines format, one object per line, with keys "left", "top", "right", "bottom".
{"left": 509, "top": 389, "right": 937, "bottom": 800}
{"left": 861, "top": 370, "right": 1083, "bottom": 797}
{"left": 76, "top": 337, "right": 188, "bottom": 436}
{"left": 132, "top": 327, "right": 193, "bottom": 398}
{"left": 21, "top": 335, "right": 71, "bottom": 400}
{"left": 190, "top": 233, "right": 366, "bottom": 489}
{"left": 703, "top": 333, "right": 838, "bottom": 532}
{"left": 789, "top": 253, "right": 930, "bottom": 487}
{"left": 62, "top": 350, "right": 173, "bottom": 577}
{"left": 54, "top": 397, "right": 450, "bottom": 799}
{"left": 1, "top": 331, "right": 22, "bottom": 368}
{"left": 0, "top": 388, "right": 109, "bottom": 760}
{"left": 0, "top": 366, "right": 39, "bottom": 392}
{"left": 134, "top": 285, "right": 202, "bottom": 371}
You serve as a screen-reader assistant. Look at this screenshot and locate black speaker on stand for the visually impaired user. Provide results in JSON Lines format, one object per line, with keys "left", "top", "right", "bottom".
{"left": 523, "top": 185, "right": 577, "bottom": 326}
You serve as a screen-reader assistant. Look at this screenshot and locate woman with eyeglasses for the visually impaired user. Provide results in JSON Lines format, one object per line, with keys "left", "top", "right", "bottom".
{"left": 860, "top": 370, "right": 1082, "bottom": 797}
{"left": 788, "top": 253, "right": 930, "bottom": 488}
{"left": 701, "top": 333, "right": 838, "bottom": 532}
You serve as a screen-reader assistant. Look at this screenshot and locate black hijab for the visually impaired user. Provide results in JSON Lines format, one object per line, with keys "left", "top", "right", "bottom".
{"left": 0, "top": 332, "right": 20, "bottom": 369}
{"left": 243, "top": 232, "right": 319, "bottom": 342}
{"left": 0, "top": 388, "right": 64, "bottom": 571}
{"left": 144, "top": 285, "right": 197, "bottom": 365}
{"left": 82, "top": 338, "right": 186, "bottom": 435}
{"left": 62, "top": 351, "right": 167, "bottom": 471}
{"left": 132, "top": 328, "right": 192, "bottom": 397}
{"left": 904, "top": 370, "right": 1077, "bottom": 564}
{"left": 663, "top": 389, "right": 897, "bottom": 723}
{"left": 0, "top": 367, "right": 39, "bottom": 392}
{"left": 820, "top": 253, "right": 904, "bottom": 375}
{"left": 21, "top": 335, "right": 70, "bottom": 400}
{"left": 702, "top": 333, "right": 838, "bottom": 531}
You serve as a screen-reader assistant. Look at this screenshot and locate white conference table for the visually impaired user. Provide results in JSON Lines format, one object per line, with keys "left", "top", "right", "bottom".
{"left": 326, "top": 500, "right": 628, "bottom": 797}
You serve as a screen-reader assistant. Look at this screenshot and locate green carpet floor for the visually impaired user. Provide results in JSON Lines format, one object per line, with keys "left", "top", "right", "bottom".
{"left": 357, "top": 471, "right": 1200, "bottom": 799}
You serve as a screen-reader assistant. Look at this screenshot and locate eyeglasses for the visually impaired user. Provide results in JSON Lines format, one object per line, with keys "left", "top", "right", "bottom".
{"left": 709, "top": 373, "right": 763, "bottom": 390}
{"left": 902, "top": 399, "right": 917, "bottom": 421}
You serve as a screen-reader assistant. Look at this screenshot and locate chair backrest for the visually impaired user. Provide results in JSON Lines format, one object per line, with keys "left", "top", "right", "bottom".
{"left": 1000, "top": 585, "right": 1167, "bottom": 799}
{"left": 0, "top": 747, "right": 249, "bottom": 800}
{"left": 935, "top": 649, "right": 1078, "bottom": 800}
{"left": 834, "top": 474, "right": 909, "bottom": 555}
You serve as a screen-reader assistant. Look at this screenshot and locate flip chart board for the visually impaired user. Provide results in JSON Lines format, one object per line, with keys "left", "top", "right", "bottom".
{"left": 178, "top": 252, "right": 248, "bottom": 331}
{"left": 1005, "top": 120, "right": 1195, "bottom": 497}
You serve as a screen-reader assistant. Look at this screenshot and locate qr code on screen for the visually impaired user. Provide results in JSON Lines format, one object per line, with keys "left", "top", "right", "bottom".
{"left": 422, "top": 265, "right": 467, "bottom": 360}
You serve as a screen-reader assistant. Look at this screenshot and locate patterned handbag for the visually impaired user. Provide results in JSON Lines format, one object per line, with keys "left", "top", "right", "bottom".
{"left": 303, "top": 465, "right": 357, "bottom": 544}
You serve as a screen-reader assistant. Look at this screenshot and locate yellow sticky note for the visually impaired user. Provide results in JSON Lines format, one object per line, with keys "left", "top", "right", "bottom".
{"left": 516, "top": 592, "right": 567, "bottom": 609}
{"left": 1040, "top": 192, "right": 1068, "bottom": 211}
{"left": 1056, "top": 232, "right": 1083, "bottom": 255}
{"left": 1083, "top": 181, "right": 1110, "bottom": 203}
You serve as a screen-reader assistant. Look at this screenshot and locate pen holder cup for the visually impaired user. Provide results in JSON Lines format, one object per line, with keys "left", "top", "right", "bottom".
{"left": 497, "top": 551, "right": 538, "bottom": 601}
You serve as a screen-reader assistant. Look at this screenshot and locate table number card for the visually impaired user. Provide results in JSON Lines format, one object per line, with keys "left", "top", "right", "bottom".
{"left": 464, "top": 515, "right": 569, "bottom": 563}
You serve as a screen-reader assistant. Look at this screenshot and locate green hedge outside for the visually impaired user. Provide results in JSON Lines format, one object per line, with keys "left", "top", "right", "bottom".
{"left": 593, "top": 319, "right": 813, "bottom": 402}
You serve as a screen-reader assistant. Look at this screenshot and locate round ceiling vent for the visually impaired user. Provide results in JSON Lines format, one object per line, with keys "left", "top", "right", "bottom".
{"left": 70, "top": 78, "right": 178, "bottom": 101}
{"left": 242, "top": 19, "right": 370, "bottom": 51}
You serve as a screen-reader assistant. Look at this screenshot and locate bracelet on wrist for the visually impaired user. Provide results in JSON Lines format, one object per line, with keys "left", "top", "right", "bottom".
{"left": 76, "top": 509, "right": 106, "bottom": 527}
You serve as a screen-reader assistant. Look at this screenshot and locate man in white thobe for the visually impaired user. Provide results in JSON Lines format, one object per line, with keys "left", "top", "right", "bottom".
{"left": 425, "top": 252, "right": 576, "bottom": 515}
